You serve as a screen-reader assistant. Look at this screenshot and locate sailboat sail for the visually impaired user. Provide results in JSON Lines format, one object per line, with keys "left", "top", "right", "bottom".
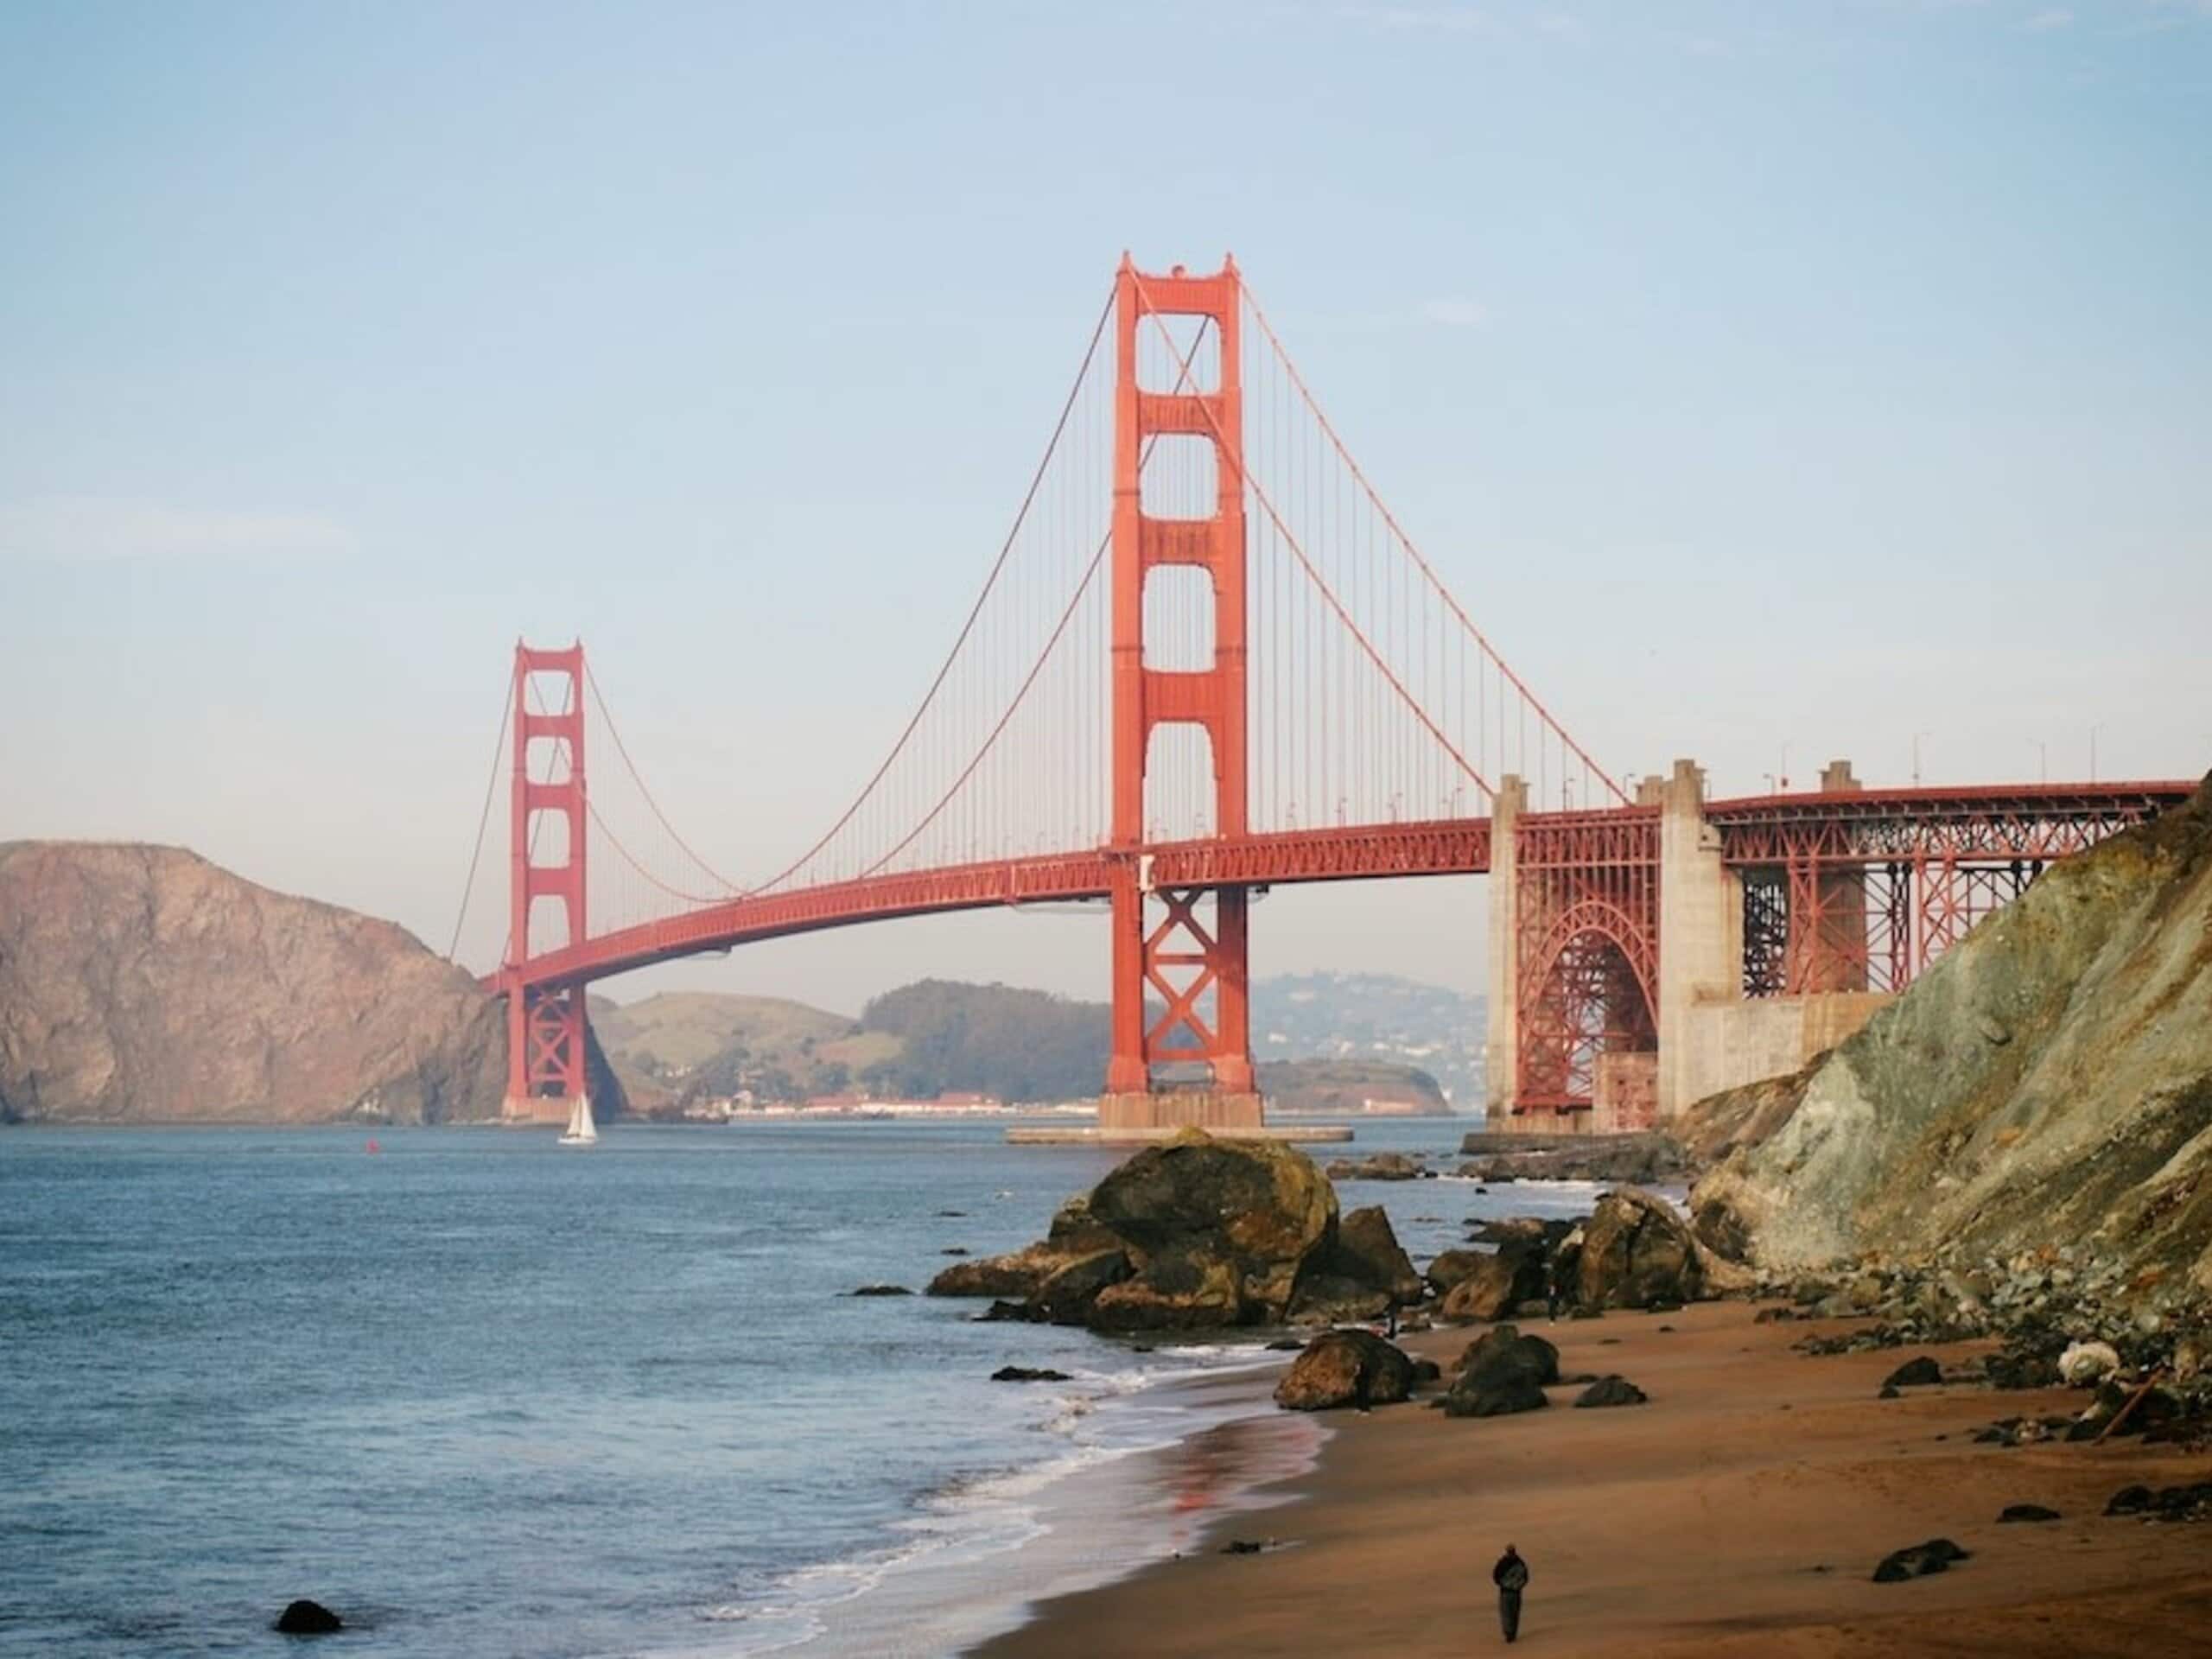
{"left": 558, "top": 1095, "right": 598, "bottom": 1146}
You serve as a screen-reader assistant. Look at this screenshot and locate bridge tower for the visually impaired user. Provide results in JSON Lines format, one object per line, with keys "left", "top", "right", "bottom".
{"left": 500, "top": 640, "right": 591, "bottom": 1124}
{"left": 1102, "top": 255, "right": 1263, "bottom": 1134}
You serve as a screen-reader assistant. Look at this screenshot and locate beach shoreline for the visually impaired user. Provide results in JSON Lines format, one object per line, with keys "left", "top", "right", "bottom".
{"left": 972, "top": 1300, "right": 2212, "bottom": 1658}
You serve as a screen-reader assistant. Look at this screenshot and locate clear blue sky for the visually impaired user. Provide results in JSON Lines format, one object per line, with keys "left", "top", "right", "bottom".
{"left": 4, "top": 1, "right": 2207, "bottom": 1011}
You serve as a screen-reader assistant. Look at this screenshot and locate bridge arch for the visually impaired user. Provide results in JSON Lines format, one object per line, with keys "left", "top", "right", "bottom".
{"left": 1515, "top": 898, "right": 1659, "bottom": 1115}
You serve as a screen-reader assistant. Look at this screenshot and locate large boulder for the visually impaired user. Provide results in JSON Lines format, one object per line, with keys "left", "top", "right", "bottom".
{"left": 1444, "top": 1326, "right": 1558, "bottom": 1416}
{"left": 1425, "top": 1249, "right": 1492, "bottom": 1296}
{"left": 931, "top": 1132, "right": 1340, "bottom": 1331}
{"left": 1455, "top": 1323, "right": 1561, "bottom": 1390}
{"left": 1577, "top": 1188, "right": 1703, "bottom": 1309}
{"left": 1084, "top": 1131, "right": 1337, "bottom": 1326}
{"left": 1274, "top": 1329, "right": 1416, "bottom": 1410}
{"left": 1288, "top": 1205, "right": 1425, "bottom": 1320}
{"left": 1440, "top": 1248, "right": 1545, "bottom": 1323}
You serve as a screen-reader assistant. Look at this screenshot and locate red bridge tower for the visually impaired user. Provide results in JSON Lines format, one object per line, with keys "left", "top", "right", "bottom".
{"left": 1102, "top": 256, "right": 1262, "bottom": 1133}
{"left": 500, "top": 640, "right": 590, "bottom": 1123}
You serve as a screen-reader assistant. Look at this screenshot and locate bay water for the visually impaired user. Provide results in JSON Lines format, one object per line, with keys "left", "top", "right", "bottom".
{"left": 0, "top": 1119, "right": 1605, "bottom": 1656}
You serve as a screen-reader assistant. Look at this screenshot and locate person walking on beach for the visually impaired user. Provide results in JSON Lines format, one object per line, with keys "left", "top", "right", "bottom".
{"left": 1492, "top": 1544, "right": 1529, "bottom": 1643}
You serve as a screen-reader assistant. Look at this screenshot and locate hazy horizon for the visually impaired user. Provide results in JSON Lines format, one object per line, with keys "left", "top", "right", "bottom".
{"left": 5, "top": 1, "right": 2207, "bottom": 1012}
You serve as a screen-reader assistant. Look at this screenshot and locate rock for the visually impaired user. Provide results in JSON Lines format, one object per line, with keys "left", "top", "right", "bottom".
{"left": 1456, "top": 1132, "right": 1693, "bottom": 1185}
{"left": 1084, "top": 1132, "right": 1336, "bottom": 1329}
{"left": 1872, "top": 1539, "right": 1971, "bottom": 1582}
{"left": 1289, "top": 1205, "right": 1424, "bottom": 1319}
{"left": 1443, "top": 1375, "right": 1549, "bottom": 1418}
{"left": 1031, "top": 1249, "right": 1133, "bottom": 1325}
{"left": 1324, "top": 1152, "right": 1426, "bottom": 1181}
{"left": 940, "top": 1247, "right": 969, "bottom": 1256}
{"left": 1882, "top": 1355, "right": 1944, "bottom": 1389}
{"left": 1090, "top": 1254, "right": 1245, "bottom": 1332}
{"left": 850, "top": 1284, "right": 912, "bottom": 1297}
{"left": 2105, "top": 1484, "right": 2153, "bottom": 1516}
{"left": 2058, "top": 1339, "right": 2122, "bottom": 1387}
{"left": 1425, "top": 1249, "right": 1495, "bottom": 1296}
{"left": 1998, "top": 1503, "right": 2060, "bottom": 1522}
{"left": 1411, "top": 1358, "right": 1443, "bottom": 1383}
{"left": 1573, "top": 1375, "right": 1648, "bottom": 1408}
{"left": 926, "top": 1196, "right": 1122, "bottom": 1300}
{"left": 1220, "top": 1538, "right": 1265, "bottom": 1554}
{"left": 1878, "top": 1384, "right": 1901, "bottom": 1400}
{"left": 1454, "top": 1324, "right": 1560, "bottom": 1391}
{"left": 0, "top": 844, "right": 540, "bottom": 1125}
{"left": 1440, "top": 1249, "right": 1545, "bottom": 1323}
{"left": 1265, "top": 1337, "right": 1306, "bottom": 1351}
{"left": 977, "top": 1299, "right": 1043, "bottom": 1323}
{"left": 991, "top": 1366, "right": 1071, "bottom": 1382}
{"left": 273, "top": 1600, "right": 343, "bottom": 1635}
{"left": 1577, "top": 1189, "right": 1702, "bottom": 1310}
{"left": 1273, "top": 1329, "right": 1415, "bottom": 1411}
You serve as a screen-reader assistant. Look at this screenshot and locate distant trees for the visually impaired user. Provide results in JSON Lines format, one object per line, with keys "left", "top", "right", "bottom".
{"left": 857, "top": 980, "right": 1110, "bottom": 1103}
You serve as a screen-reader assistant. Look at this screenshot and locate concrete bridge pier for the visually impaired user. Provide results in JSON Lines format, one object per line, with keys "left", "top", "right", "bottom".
{"left": 1486, "top": 756, "right": 1896, "bottom": 1133}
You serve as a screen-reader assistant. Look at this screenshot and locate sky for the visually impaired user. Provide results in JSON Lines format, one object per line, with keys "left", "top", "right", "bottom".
{"left": 3, "top": 0, "right": 2208, "bottom": 1015}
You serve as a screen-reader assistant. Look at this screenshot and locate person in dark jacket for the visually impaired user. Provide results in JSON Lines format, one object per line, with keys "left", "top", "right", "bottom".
{"left": 1491, "top": 1544, "right": 1529, "bottom": 1642}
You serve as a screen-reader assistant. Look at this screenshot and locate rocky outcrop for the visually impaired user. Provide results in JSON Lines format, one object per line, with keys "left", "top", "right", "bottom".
{"left": 1273, "top": 1329, "right": 1416, "bottom": 1410}
{"left": 1688, "top": 777, "right": 2212, "bottom": 1299}
{"left": 933, "top": 1132, "right": 1339, "bottom": 1331}
{"left": 0, "top": 842, "right": 592, "bottom": 1124}
{"left": 1576, "top": 1188, "right": 1703, "bottom": 1309}
{"left": 1457, "top": 1132, "right": 1692, "bottom": 1185}
{"left": 1325, "top": 1152, "right": 1428, "bottom": 1181}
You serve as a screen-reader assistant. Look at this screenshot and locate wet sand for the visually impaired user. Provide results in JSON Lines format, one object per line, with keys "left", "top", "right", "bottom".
{"left": 975, "top": 1301, "right": 2212, "bottom": 1657}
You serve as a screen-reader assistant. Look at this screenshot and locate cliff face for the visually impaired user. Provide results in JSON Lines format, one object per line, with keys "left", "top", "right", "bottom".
{"left": 1687, "top": 776, "right": 2212, "bottom": 1296}
{"left": 0, "top": 842, "right": 510, "bottom": 1124}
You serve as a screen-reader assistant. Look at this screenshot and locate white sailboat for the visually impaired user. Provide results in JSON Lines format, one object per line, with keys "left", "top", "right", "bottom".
{"left": 557, "top": 1095, "right": 599, "bottom": 1147}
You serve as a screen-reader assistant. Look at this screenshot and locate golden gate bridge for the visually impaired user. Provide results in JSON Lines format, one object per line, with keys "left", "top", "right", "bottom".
{"left": 448, "top": 256, "right": 2194, "bottom": 1134}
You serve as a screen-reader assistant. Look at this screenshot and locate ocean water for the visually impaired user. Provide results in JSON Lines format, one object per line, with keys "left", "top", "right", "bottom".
{"left": 0, "top": 1118, "right": 1602, "bottom": 1657}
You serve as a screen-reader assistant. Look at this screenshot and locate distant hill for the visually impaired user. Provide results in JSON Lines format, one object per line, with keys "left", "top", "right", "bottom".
{"left": 588, "top": 990, "right": 896, "bottom": 1111}
{"left": 595, "top": 972, "right": 1471, "bottom": 1115}
{"left": 1253, "top": 971, "right": 1484, "bottom": 1109}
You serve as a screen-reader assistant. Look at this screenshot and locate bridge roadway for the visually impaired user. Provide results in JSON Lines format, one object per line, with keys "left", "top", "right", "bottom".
{"left": 498, "top": 779, "right": 2196, "bottom": 995}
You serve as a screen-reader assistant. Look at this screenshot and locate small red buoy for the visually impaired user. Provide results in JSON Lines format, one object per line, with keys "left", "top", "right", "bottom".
{"left": 365, "top": 1139, "right": 381, "bottom": 1154}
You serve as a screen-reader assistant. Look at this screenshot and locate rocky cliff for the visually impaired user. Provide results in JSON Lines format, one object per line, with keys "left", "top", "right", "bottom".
{"left": 0, "top": 842, "right": 512, "bottom": 1124}
{"left": 1688, "top": 776, "right": 2212, "bottom": 1299}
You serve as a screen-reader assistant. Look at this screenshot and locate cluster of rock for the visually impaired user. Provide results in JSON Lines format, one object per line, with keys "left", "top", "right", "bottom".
{"left": 926, "top": 1132, "right": 1421, "bottom": 1331}
{"left": 1324, "top": 1152, "right": 1433, "bottom": 1181}
{"left": 1752, "top": 1255, "right": 2212, "bottom": 1439}
{"left": 1456, "top": 1132, "right": 1693, "bottom": 1186}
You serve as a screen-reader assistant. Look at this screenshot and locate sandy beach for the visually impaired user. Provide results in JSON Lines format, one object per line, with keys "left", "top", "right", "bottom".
{"left": 976, "top": 1301, "right": 2212, "bottom": 1658}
